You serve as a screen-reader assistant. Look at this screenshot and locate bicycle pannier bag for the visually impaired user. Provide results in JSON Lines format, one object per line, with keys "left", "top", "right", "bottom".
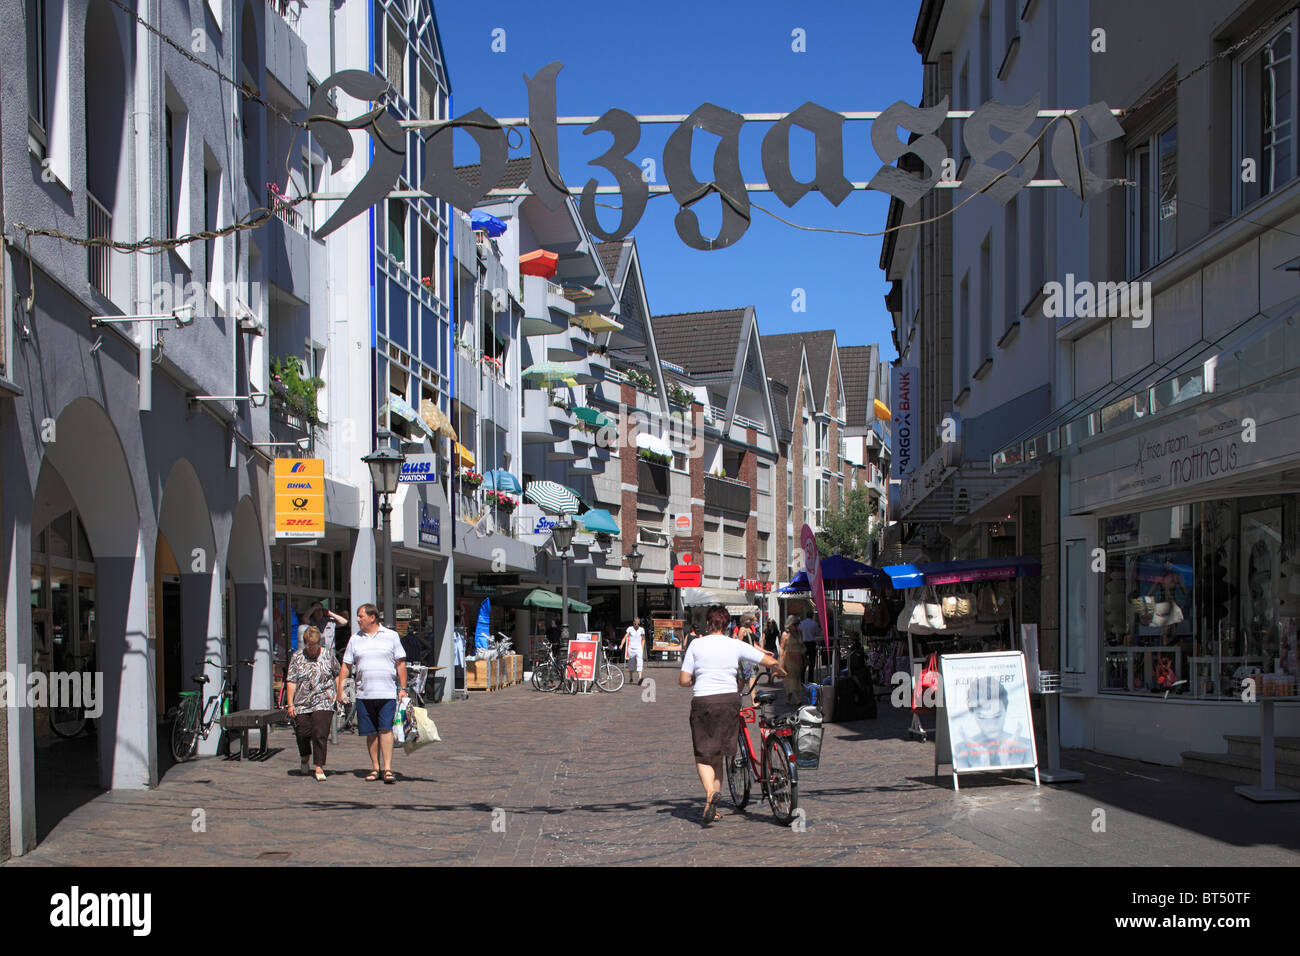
{"left": 795, "top": 705, "right": 824, "bottom": 769}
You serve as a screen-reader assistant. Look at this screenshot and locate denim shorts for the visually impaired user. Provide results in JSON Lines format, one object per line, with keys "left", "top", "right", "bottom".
{"left": 357, "top": 698, "right": 397, "bottom": 736}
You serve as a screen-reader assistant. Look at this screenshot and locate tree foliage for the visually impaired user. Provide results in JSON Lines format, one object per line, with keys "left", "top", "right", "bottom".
{"left": 814, "top": 485, "right": 878, "bottom": 561}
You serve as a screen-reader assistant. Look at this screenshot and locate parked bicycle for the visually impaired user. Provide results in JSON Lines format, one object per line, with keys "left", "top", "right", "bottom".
{"left": 169, "top": 658, "right": 254, "bottom": 762}
{"left": 726, "top": 689, "right": 800, "bottom": 825}
{"left": 532, "top": 638, "right": 624, "bottom": 693}
{"left": 48, "top": 652, "right": 98, "bottom": 739}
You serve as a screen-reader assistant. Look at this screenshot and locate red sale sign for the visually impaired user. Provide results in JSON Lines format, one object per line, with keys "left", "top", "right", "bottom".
{"left": 567, "top": 637, "right": 599, "bottom": 681}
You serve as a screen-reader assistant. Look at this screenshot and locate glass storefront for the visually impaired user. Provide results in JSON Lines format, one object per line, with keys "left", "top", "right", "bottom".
{"left": 1100, "top": 493, "right": 1300, "bottom": 698}
{"left": 30, "top": 512, "right": 96, "bottom": 738}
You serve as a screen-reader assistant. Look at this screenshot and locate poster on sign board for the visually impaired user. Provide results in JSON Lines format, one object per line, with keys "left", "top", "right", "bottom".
{"left": 934, "top": 651, "right": 1039, "bottom": 787}
{"left": 567, "top": 636, "right": 599, "bottom": 681}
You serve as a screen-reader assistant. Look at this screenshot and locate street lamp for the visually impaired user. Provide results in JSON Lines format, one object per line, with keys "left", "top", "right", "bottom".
{"left": 363, "top": 428, "right": 406, "bottom": 628}
{"left": 758, "top": 561, "right": 771, "bottom": 638}
{"left": 550, "top": 519, "right": 576, "bottom": 640}
{"left": 626, "top": 548, "right": 644, "bottom": 630}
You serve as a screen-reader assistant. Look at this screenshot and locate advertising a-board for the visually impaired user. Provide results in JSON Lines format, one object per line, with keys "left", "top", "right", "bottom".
{"left": 567, "top": 636, "right": 599, "bottom": 681}
{"left": 652, "top": 617, "right": 684, "bottom": 652}
{"left": 938, "top": 652, "right": 1038, "bottom": 773}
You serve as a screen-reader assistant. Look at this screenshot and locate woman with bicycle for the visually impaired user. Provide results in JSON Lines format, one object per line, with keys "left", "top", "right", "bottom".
{"left": 287, "top": 626, "right": 340, "bottom": 780}
{"left": 679, "top": 605, "right": 785, "bottom": 825}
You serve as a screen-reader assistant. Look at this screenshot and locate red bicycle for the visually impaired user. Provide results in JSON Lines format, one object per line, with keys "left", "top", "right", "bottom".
{"left": 726, "top": 689, "right": 800, "bottom": 825}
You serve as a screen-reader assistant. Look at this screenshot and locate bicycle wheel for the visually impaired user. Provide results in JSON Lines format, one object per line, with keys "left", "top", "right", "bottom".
{"left": 595, "top": 661, "right": 625, "bottom": 693}
{"left": 764, "top": 735, "right": 799, "bottom": 826}
{"left": 170, "top": 696, "right": 200, "bottom": 762}
{"left": 727, "top": 729, "right": 752, "bottom": 809}
{"left": 48, "top": 702, "right": 87, "bottom": 739}
{"left": 533, "top": 663, "right": 561, "bottom": 692}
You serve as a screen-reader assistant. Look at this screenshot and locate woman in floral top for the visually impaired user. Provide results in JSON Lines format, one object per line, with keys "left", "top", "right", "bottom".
{"left": 287, "top": 626, "right": 340, "bottom": 780}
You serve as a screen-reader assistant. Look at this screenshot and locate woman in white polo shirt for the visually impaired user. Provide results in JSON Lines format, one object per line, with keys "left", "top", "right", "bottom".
{"left": 679, "top": 605, "right": 785, "bottom": 825}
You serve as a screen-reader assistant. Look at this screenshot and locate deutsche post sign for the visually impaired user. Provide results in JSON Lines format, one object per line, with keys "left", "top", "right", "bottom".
{"left": 274, "top": 458, "right": 325, "bottom": 538}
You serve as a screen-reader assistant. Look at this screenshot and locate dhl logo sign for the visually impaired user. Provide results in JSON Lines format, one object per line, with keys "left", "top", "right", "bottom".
{"left": 274, "top": 459, "right": 324, "bottom": 538}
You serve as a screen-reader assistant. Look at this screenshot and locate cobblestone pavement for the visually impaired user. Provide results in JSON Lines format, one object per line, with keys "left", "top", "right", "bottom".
{"left": 9, "top": 669, "right": 1300, "bottom": 866}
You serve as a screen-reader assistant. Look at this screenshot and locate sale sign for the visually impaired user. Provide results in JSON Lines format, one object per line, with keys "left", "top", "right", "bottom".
{"left": 567, "top": 637, "right": 599, "bottom": 682}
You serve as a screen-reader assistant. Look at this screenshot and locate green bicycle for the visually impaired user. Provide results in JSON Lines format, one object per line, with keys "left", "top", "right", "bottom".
{"left": 169, "top": 658, "right": 254, "bottom": 762}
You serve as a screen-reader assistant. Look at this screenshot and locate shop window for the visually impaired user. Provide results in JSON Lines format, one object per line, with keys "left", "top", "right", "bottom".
{"left": 1100, "top": 495, "right": 1300, "bottom": 699}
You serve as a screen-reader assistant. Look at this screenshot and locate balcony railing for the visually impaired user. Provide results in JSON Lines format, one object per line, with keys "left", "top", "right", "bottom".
{"left": 87, "top": 191, "right": 111, "bottom": 298}
{"left": 268, "top": 0, "right": 304, "bottom": 35}
{"left": 705, "top": 474, "right": 751, "bottom": 514}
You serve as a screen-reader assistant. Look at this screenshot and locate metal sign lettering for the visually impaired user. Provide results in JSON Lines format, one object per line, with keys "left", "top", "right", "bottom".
{"left": 309, "top": 62, "right": 1123, "bottom": 249}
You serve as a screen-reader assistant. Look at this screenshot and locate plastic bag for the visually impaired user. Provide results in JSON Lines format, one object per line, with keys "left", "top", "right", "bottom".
{"left": 392, "top": 700, "right": 407, "bottom": 745}
{"left": 402, "top": 706, "right": 442, "bottom": 754}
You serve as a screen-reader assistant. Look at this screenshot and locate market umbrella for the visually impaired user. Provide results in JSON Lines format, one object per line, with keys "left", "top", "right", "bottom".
{"left": 420, "top": 398, "right": 457, "bottom": 441}
{"left": 572, "top": 407, "right": 614, "bottom": 428}
{"left": 524, "top": 480, "right": 588, "bottom": 515}
{"left": 522, "top": 361, "right": 580, "bottom": 386}
{"left": 470, "top": 212, "right": 507, "bottom": 237}
{"left": 519, "top": 249, "right": 558, "bottom": 278}
{"left": 500, "top": 588, "right": 591, "bottom": 613}
{"left": 577, "top": 508, "right": 619, "bottom": 534}
{"left": 482, "top": 469, "right": 523, "bottom": 493}
{"left": 819, "top": 555, "right": 886, "bottom": 589}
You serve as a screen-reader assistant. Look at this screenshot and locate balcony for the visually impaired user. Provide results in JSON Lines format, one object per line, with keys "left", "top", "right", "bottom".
{"left": 265, "top": 0, "right": 309, "bottom": 106}
{"left": 87, "top": 191, "right": 112, "bottom": 299}
{"left": 705, "top": 474, "right": 751, "bottom": 515}
{"left": 637, "top": 459, "right": 669, "bottom": 498}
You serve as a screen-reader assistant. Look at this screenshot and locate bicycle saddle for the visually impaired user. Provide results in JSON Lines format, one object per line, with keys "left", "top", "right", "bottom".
{"left": 190, "top": 674, "right": 210, "bottom": 685}
{"left": 753, "top": 690, "right": 777, "bottom": 704}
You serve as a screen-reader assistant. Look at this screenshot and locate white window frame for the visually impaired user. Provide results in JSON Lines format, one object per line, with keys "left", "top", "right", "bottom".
{"left": 1234, "top": 12, "right": 1299, "bottom": 213}
{"left": 1127, "top": 112, "right": 1177, "bottom": 277}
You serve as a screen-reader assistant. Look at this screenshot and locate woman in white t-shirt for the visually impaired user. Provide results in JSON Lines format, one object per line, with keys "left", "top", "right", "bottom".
{"left": 679, "top": 605, "right": 785, "bottom": 825}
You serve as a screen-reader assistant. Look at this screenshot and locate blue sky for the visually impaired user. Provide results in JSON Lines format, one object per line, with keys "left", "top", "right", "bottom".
{"left": 435, "top": 1, "right": 924, "bottom": 358}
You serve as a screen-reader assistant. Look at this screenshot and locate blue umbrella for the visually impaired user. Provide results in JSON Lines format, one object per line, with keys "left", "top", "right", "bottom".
{"left": 483, "top": 469, "right": 523, "bottom": 493}
{"left": 578, "top": 508, "right": 620, "bottom": 534}
{"left": 471, "top": 212, "right": 507, "bottom": 237}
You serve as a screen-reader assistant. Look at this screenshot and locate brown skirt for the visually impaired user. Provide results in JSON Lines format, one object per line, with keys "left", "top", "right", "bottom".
{"left": 690, "top": 693, "right": 741, "bottom": 777}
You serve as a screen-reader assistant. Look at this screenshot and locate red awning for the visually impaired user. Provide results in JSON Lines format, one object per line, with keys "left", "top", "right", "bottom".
{"left": 519, "top": 249, "right": 559, "bottom": 278}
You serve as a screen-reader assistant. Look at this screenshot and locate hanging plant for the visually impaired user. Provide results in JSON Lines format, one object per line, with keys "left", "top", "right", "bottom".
{"left": 461, "top": 469, "right": 483, "bottom": 489}
{"left": 624, "top": 368, "right": 655, "bottom": 393}
{"left": 667, "top": 383, "right": 694, "bottom": 406}
{"left": 487, "top": 491, "right": 517, "bottom": 512}
{"left": 269, "top": 356, "right": 324, "bottom": 426}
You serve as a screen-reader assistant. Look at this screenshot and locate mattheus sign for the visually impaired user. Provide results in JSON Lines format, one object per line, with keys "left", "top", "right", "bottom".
{"left": 308, "top": 65, "right": 1124, "bottom": 250}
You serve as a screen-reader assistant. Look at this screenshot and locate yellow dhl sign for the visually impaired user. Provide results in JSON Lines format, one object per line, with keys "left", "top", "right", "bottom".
{"left": 274, "top": 459, "right": 324, "bottom": 538}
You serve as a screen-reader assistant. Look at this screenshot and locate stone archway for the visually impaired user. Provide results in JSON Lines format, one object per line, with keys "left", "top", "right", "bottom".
{"left": 156, "top": 459, "right": 220, "bottom": 752}
{"left": 226, "top": 495, "right": 271, "bottom": 709}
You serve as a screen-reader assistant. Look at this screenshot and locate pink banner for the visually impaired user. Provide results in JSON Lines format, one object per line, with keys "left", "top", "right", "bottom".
{"left": 800, "top": 524, "right": 830, "bottom": 656}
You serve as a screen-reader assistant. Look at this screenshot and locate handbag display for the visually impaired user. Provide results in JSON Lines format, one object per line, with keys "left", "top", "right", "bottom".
{"left": 913, "top": 652, "right": 939, "bottom": 710}
{"left": 923, "top": 589, "right": 945, "bottom": 631}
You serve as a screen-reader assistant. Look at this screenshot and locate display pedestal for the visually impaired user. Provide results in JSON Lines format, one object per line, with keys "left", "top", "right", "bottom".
{"left": 1033, "top": 682, "right": 1083, "bottom": 784}
{"left": 1235, "top": 699, "right": 1300, "bottom": 802}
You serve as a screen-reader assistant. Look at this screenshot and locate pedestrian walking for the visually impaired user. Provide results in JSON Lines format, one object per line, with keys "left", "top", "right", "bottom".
{"left": 336, "top": 604, "right": 408, "bottom": 784}
{"left": 779, "top": 615, "right": 806, "bottom": 706}
{"left": 799, "top": 612, "right": 821, "bottom": 684}
{"left": 680, "top": 605, "right": 784, "bottom": 826}
{"left": 683, "top": 623, "right": 701, "bottom": 653}
{"left": 763, "top": 619, "right": 781, "bottom": 685}
{"left": 301, "top": 601, "right": 347, "bottom": 657}
{"left": 735, "top": 613, "right": 759, "bottom": 694}
{"left": 620, "top": 617, "right": 646, "bottom": 684}
{"left": 287, "top": 626, "right": 339, "bottom": 780}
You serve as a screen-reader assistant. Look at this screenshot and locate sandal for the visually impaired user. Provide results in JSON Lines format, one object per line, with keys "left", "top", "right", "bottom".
{"left": 365, "top": 770, "right": 381, "bottom": 782}
{"left": 383, "top": 770, "right": 396, "bottom": 784}
{"left": 315, "top": 768, "right": 326, "bottom": 781}
{"left": 702, "top": 791, "right": 720, "bottom": 825}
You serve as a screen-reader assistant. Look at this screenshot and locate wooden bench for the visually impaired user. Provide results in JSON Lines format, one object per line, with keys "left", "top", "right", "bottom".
{"left": 218, "top": 709, "right": 287, "bottom": 759}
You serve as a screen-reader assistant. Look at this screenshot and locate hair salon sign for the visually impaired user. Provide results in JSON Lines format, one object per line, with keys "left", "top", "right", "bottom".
{"left": 308, "top": 64, "right": 1124, "bottom": 250}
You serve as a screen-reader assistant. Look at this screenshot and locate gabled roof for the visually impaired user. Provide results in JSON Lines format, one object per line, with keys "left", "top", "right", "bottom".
{"left": 759, "top": 336, "right": 806, "bottom": 415}
{"left": 768, "top": 378, "right": 793, "bottom": 444}
{"left": 839, "top": 345, "right": 876, "bottom": 428}
{"left": 651, "top": 309, "right": 749, "bottom": 376}
{"left": 595, "top": 241, "right": 626, "bottom": 285}
{"left": 453, "top": 156, "right": 536, "bottom": 192}
{"left": 761, "top": 330, "right": 839, "bottom": 414}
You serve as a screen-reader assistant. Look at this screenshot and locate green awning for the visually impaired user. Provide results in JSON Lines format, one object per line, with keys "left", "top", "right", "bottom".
{"left": 573, "top": 407, "right": 614, "bottom": 428}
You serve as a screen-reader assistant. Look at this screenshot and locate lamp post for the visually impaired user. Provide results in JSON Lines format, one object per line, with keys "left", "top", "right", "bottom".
{"left": 758, "top": 561, "right": 771, "bottom": 639}
{"left": 550, "top": 519, "right": 576, "bottom": 641}
{"left": 626, "top": 547, "right": 644, "bottom": 632}
{"left": 363, "top": 429, "right": 405, "bottom": 629}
